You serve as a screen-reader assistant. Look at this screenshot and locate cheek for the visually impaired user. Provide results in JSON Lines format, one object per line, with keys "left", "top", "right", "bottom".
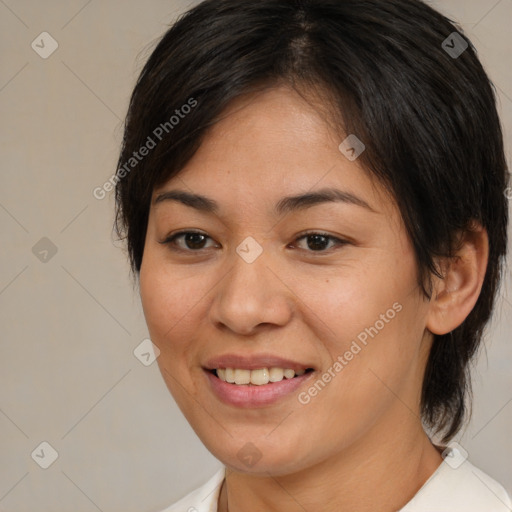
{"left": 293, "top": 255, "right": 410, "bottom": 349}
{"left": 293, "top": 306, "right": 423, "bottom": 457}
{"left": 139, "top": 261, "right": 206, "bottom": 403}
{"left": 293, "top": 250, "right": 423, "bottom": 401}
{"left": 139, "top": 256, "right": 205, "bottom": 345}
{"left": 138, "top": 253, "right": 222, "bottom": 400}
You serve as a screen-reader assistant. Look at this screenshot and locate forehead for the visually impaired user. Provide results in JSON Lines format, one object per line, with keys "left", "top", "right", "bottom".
{"left": 153, "top": 85, "right": 393, "bottom": 217}
{"left": 193, "top": 85, "right": 341, "bottom": 164}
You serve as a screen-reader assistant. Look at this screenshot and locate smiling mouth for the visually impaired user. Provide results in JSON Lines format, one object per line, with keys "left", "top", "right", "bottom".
{"left": 211, "top": 367, "right": 314, "bottom": 386}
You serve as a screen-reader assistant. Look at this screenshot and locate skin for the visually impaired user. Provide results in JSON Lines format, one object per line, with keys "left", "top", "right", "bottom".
{"left": 139, "top": 85, "right": 489, "bottom": 512}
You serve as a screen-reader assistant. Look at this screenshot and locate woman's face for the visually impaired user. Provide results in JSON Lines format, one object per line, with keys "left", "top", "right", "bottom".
{"left": 140, "top": 85, "right": 434, "bottom": 475}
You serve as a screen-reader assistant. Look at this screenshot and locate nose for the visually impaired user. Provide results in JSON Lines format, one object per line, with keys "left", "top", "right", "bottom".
{"left": 209, "top": 246, "right": 294, "bottom": 336}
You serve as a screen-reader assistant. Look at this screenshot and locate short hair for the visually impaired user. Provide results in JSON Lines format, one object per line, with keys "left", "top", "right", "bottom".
{"left": 115, "top": 0, "right": 509, "bottom": 443}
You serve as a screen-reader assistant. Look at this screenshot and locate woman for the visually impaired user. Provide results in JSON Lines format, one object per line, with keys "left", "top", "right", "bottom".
{"left": 114, "top": 0, "right": 511, "bottom": 510}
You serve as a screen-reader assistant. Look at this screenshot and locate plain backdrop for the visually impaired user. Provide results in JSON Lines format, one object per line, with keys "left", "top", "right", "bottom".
{"left": 1, "top": 0, "right": 511, "bottom": 511}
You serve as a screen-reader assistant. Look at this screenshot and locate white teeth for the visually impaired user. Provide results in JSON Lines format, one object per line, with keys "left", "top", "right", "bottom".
{"left": 283, "top": 369, "right": 295, "bottom": 379}
{"left": 234, "top": 369, "right": 251, "bottom": 385}
{"left": 216, "top": 367, "right": 307, "bottom": 385}
{"left": 269, "top": 367, "right": 284, "bottom": 382}
{"left": 251, "top": 368, "right": 270, "bottom": 385}
{"left": 225, "top": 368, "right": 235, "bottom": 383}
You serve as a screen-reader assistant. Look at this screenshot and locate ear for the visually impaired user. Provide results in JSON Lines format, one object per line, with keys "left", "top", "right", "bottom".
{"left": 426, "top": 221, "right": 489, "bottom": 336}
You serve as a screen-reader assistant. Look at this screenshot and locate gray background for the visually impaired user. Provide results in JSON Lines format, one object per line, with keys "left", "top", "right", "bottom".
{"left": 0, "top": 0, "right": 511, "bottom": 511}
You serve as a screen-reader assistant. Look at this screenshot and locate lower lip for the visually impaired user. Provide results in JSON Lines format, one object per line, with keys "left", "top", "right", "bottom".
{"left": 205, "top": 370, "right": 314, "bottom": 408}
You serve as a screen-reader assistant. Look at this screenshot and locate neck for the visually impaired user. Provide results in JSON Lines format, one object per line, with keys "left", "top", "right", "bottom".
{"left": 218, "top": 410, "right": 443, "bottom": 512}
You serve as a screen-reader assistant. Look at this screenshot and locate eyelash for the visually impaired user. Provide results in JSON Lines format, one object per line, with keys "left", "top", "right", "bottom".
{"left": 159, "top": 230, "right": 349, "bottom": 254}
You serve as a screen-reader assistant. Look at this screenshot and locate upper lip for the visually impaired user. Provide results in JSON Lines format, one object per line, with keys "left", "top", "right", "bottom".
{"left": 203, "top": 354, "right": 314, "bottom": 371}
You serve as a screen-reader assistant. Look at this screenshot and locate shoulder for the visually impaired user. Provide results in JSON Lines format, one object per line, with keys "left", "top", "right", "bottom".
{"left": 158, "top": 467, "right": 226, "bottom": 512}
{"left": 399, "top": 457, "right": 512, "bottom": 512}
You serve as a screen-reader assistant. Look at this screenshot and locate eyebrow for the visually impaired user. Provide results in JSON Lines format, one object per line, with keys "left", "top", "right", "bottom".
{"left": 153, "top": 187, "right": 376, "bottom": 215}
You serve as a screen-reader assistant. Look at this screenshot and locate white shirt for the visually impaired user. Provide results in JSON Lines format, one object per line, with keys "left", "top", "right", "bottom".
{"left": 161, "top": 457, "right": 512, "bottom": 512}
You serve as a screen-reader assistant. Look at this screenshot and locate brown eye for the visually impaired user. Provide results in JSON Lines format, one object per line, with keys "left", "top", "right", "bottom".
{"left": 293, "top": 232, "right": 348, "bottom": 253}
{"left": 160, "top": 231, "right": 217, "bottom": 252}
{"left": 181, "top": 232, "right": 208, "bottom": 250}
{"left": 305, "top": 234, "right": 330, "bottom": 251}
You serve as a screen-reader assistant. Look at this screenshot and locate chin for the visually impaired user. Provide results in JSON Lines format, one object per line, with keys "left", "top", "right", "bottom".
{"left": 222, "top": 454, "right": 308, "bottom": 477}
{"left": 201, "top": 435, "right": 314, "bottom": 477}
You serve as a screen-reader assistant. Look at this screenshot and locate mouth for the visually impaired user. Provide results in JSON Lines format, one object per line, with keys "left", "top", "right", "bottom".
{"left": 203, "top": 362, "right": 316, "bottom": 408}
{"left": 210, "top": 367, "right": 315, "bottom": 386}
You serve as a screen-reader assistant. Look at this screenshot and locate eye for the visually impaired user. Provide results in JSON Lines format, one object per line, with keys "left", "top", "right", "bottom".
{"left": 159, "top": 230, "right": 218, "bottom": 252}
{"left": 160, "top": 230, "right": 349, "bottom": 254}
{"left": 291, "top": 232, "right": 349, "bottom": 252}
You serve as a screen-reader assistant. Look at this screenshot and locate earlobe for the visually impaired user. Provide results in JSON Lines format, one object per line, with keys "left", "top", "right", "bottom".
{"left": 426, "top": 222, "right": 489, "bottom": 336}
